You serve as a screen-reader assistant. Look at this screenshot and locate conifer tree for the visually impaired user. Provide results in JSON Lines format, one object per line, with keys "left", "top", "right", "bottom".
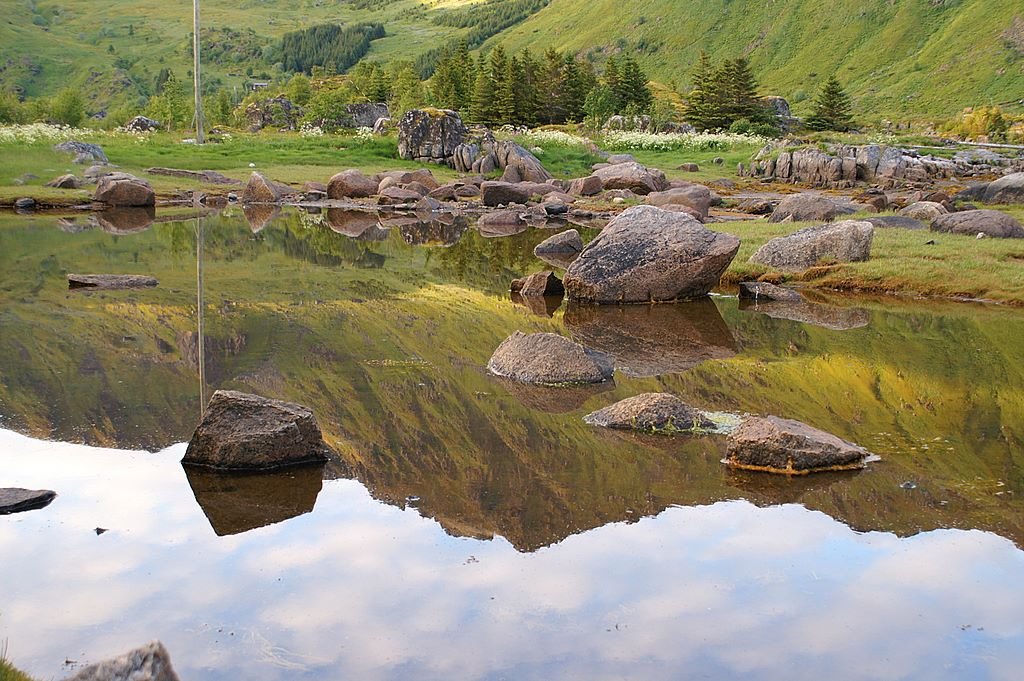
{"left": 497, "top": 54, "right": 520, "bottom": 126}
{"left": 562, "top": 54, "right": 595, "bottom": 122}
{"left": 537, "top": 48, "right": 566, "bottom": 124}
{"left": 618, "top": 56, "right": 652, "bottom": 112}
{"left": 683, "top": 51, "right": 718, "bottom": 131}
{"left": 719, "top": 57, "right": 767, "bottom": 125}
{"left": 515, "top": 48, "right": 541, "bottom": 126}
{"left": 603, "top": 56, "right": 622, "bottom": 112}
{"left": 468, "top": 54, "right": 496, "bottom": 124}
{"left": 805, "top": 76, "right": 854, "bottom": 132}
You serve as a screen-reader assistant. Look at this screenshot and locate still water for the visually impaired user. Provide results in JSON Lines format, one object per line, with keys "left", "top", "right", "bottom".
{"left": 1, "top": 207, "right": 1023, "bottom": 680}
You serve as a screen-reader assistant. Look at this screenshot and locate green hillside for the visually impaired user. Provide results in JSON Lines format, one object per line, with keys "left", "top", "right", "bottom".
{"left": 1, "top": 0, "right": 1022, "bottom": 120}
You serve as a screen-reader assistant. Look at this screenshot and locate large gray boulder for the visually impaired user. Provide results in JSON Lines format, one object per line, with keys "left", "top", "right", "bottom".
{"left": 645, "top": 183, "right": 712, "bottom": 219}
{"left": 123, "top": 115, "right": 161, "bottom": 132}
{"left": 182, "top": 390, "right": 333, "bottom": 470}
{"left": 981, "top": 173, "right": 1024, "bottom": 204}
{"left": 94, "top": 176, "right": 155, "bottom": 207}
{"left": 327, "top": 169, "right": 379, "bottom": 199}
{"left": 65, "top": 641, "right": 180, "bottom": 681}
{"left": 487, "top": 331, "right": 614, "bottom": 385}
{"left": 563, "top": 205, "right": 739, "bottom": 303}
{"left": 930, "top": 210, "right": 1024, "bottom": 238}
{"left": 592, "top": 161, "right": 669, "bottom": 195}
{"left": 725, "top": 415, "right": 873, "bottom": 474}
{"left": 584, "top": 393, "right": 712, "bottom": 432}
{"left": 749, "top": 220, "right": 874, "bottom": 270}
{"left": 397, "top": 109, "right": 467, "bottom": 165}
{"left": 0, "top": 488, "right": 57, "bottom": 514}
{"left": 768, "top": 194, "right": 858, "bottom": 223}
{"left": 54, "top": 140, "right": 108, "bottom": 164}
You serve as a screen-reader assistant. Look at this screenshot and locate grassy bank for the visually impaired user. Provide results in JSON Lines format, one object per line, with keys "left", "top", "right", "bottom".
{"left": 714, "top": 212, "right": 1024, "bottom": 305}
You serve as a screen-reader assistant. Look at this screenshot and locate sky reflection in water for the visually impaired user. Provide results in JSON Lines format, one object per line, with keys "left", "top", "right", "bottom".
{"left": 2, "top": 429, "right": 1022, "bottom": 681}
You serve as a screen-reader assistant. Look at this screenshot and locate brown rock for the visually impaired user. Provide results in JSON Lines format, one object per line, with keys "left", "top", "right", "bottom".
{"left": 182, "top": 390, "right": 333, "bottom": 470}
{"left": 568, "top": 175, "right": 604, "bottom": 196}
{"left": 725, "top": 415, "right": 873, "bottom": 474}
{"left": 240, "top": 172, "right": 287, "bottom": 204}
{"left": 645, "top": 184, "right": 712, "bottom": 219}
{"left": 737, "top": 281, "right": 803, "bottom": 302}
{"left": 510, "top": 270, "right": 564, "bottom": 297}
{"left": 481, "top": 181, "right": 530, "bottom": 207}
{"left": 592, "top": 162, "right": 669, "bottom": 195}
{"left": 584, "top": 393, "right": 712, "bottom": 432}
{"left": 327, "top": 169, "right": 379, "bottom": 199}
{"left": 94, "top": 176, "right": 155, "bottom": 207}
{"left": 486, "top": 331, "right": 614, "bottom": 385}
{"left": 768, "top": 194, "right": 857, "bottom": 223}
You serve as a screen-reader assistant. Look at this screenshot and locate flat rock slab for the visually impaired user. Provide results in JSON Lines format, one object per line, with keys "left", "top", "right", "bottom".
{"left": 65, "top": 640, "right": 180, "bottom": 681}
{"left": 749, "top": 220, "right": 874, "bottom": 271}
{"left": 183, "top": 390, "right": 333, "bottom": 470}
{"left": 0, "top": 488, "right": 57, "bottom": 514}
{"left": 584, "top": 393, "right": 712, "bottom": 432}
{"left": 487, "top": 331, "right": 614, "bottom": 385}
{"left": 68, "top": 274, "right": 158, "bottom": 290}
{"left": 725, "top": 415, "right": 872, "bottom": 474}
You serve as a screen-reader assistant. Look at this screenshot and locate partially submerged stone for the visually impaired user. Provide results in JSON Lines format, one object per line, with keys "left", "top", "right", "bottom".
{"left": 511, "top": 270, "right": 564, "bottom": 297}
{"left": 584, "top": 393, "right": 712, "bottom": 432}
{"left": 182, "top": 390, "right": 333, "bottom": 470}
{"left": 534, "top": 229, "right": 583, "bottom": 260}
{"left": 0, "top": 488, "right": 57, "bottom": 514}
{"left": 65, "top": 641, "right": 180, "bottom": 681}
{"left": 487, "top": 331, "right": 614, "bottom": 385}
{"left": 564, "top": 205, "right": 739, "bottom": 303}
{"left": 749, "top": 220, "right": 874, "bottom": 271}
{"left": 737, "top": 281, "right": 803, "bottom": 302}
{"left": 725, "top": 415, "right": 873, "bottom": 474}
{"left": 68, "top": 273, "right": 158, "bottom": 290}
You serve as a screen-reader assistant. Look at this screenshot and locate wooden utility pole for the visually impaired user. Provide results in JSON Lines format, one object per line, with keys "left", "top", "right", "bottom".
{"left": 193, "top": 0, "right": 205, "bottom": 144}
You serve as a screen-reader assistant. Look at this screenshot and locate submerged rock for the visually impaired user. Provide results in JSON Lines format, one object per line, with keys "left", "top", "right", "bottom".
{"left": 511, "top": 270, "right": 564, "bottom": 297}
{"left": 725, "top": 415, "right": 873, "bottom": 474}
{"left": 749, "top": 220, "right": 874, "bottom": 270}
{"left": 0, "top": 488, "right": 57, "bottom": 514}
{"left": 67, "top": 273, "right": 158, "bottom": 290}
{"left": 487, "top": 331, "right": 614, "bottom": 385}
{"left": 182, "top": 390, "right": 333, "bottom": 470}
{"left": 584, "top": 393, "right": 712, "bottom": 432}
{"left": 564, "top": 205, "right": 739, "bottom": 303}
{"left": 737, "top": 281, "right": 803, "bottom": 302}
{"left": 65, "top": 641, "right": 180, "bottom": 681}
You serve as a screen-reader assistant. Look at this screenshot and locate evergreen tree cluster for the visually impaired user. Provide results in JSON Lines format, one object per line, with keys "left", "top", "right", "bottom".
{"left": 434, "top": 0, "right": 551, "bottom": 47}
{"left": 273, "top": 23, "right": 386, "bottom": 75}
{"left": 683, "top": 52, "right": 774, "bottom": 132}
{"left": 429, "top": 42, "right": 652, "bottom": 127}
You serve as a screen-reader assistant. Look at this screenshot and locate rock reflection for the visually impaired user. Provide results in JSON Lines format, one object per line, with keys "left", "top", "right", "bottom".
{"left": 564, "top": 298, "right": 737, "bottom": 377}
{"left": 491, "top": 375, "right": 614, "bottom": 414}
{"left": 184, "top": 463, "right": 325, "bottom": 536}
{"left": 399, "top": 215, "right": 469, "bottom": 246}
{"left": 92, "top": 206, "right": 156, "bottom": 234}
{"left": 243, "top": 203, "right": 280, "bottom": 233}
{"left": 739, "top": 296, "right": 871, "bottom": 330}
{"left": 510, "top": 291, "right": 563, "bottom": 317}
{"left": 326, "top": 209, "right": 389, "bottom": 240}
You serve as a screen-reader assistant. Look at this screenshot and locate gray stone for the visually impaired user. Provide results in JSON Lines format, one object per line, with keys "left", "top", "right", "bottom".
{"left": 768, "top": 194, "right": 857, "bottom": 223}
{"left": 864, "top": 215, "right": 927, "bottom": 231}
{"left": 64, "top": 641, "right": 180, "bottom": 681}
{"left": 397, "top": 109, "right": 467, "bottom": 164}
{"left": 54, "top": 140, "right": 108, "bottom": 164}
{"left": 47, "top": 173, "right": 83, "bottom": 189}
{"left": 245, "top": 96, "right": 301, "bottom": 131}
{"left": 982, "top": 172, "right": 1024, "bottom": 204}
{"left": 123, "top": 115, "right": 161, "bottom": 132}
{"left": 0, "top": 488, "right": 57, "bottom": 514}
{"left": 898, "top": 201, "right": 948, "bottom": 221}
{"left": 592, "top": 162, "right": 669, "bottom": 195}
{"left": 13, "top": 197, "right": 35, "bottom": 210}
{"left": 486, "top": 331, "right": 614, "bottom": 384}
{"left": 564, "top": 205, "right": 739, "bottom": 303}
{"left": 737, "top": 281, "right": 803, "bottom": 302}
{"left": 750, "top": 220, "right": 874, "bottom": 270}
{"left": 930, "top": 210, "right": 1024, "bottom": 238}
{"left": 534, "top": 229, "right": 583, "bottom": 257}
{"left": 68, "top": 273, "right": 158, "bottom": 290}
{"left": 584, "top": 393, "right": 712, "bottom": 432}
{"left": 725, "top": 415, "right": 873, "bottom": 474}
{"left": 182, "top": 390, "right": 333, "bottom": 470}
{"left": 327, "top": 170, "right": 379, "bottom": 199}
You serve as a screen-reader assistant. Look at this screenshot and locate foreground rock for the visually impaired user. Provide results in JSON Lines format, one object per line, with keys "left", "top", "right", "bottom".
{"left": 182, "top": 390, "right": 333, "bottom": 470}
{"left": 737, "top": 281, "right": 803, "bottom": 302}
{"left": 768, "top": 194, "right": 857, "bottom": 223}
{"left": 487, "top": 331, "right": 614, "bottom": 384}
{"left": 749, "top": 220, "right": 874, "bottom": 270}
{"left": 94, "top": 176, "right": 155, "bottom": 207}
{"left": 68, "top": 273, "right": 158, "bottom": 290}
{"left": 397, "top": 108, "right": 467, "bottom": 165}
{"left": 65, "top": 641, "right": 180, "bottom": 681}
{"left": 480, "top": 181, "right": 529, "bottom": 207}
{"left": 0, "top": 488, "right": 57, "bottom": 514}
{"left": 584, "top": 393, "right": 712, "bottom": 432}
{"left": 725, "top": 415, "right": 873, "bottom": 474}
{"left": 564, "top": 206, "right": 739, "bottom": 303}
{"left": 511, "top": 270, "right": 564, "bottom": 297}
{"left": 930, "top": 210, "right": 1024, "bottom": 239}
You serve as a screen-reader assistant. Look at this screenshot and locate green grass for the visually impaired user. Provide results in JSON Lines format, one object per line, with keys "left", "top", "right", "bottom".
{"left": 713, "top": 212, "right": 1024, "bottom": 304}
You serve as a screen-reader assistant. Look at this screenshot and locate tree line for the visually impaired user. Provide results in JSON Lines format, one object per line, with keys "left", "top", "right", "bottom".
{"left": 268, "top": 23, "right": 386, "bottom": 76}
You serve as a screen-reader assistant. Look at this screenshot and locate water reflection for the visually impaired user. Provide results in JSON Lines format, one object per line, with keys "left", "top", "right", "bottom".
{"left": 564, "top": 298, "right": 737, "bottom": 376}
{"left": 184, "top": 463, "right": 325, "bottom": 536}
{"left": 739, "top": 296, "right": 871, "bottom": 330}
{"left": 93, "top": 206, "right": 156, "bottom": 234}
{"left": 326, "top": 208, "right": 388, "bottom": 240}
{"left": 1, "top": 430, "right": 1022, "bottom": 681}
{"left": 243, "top": 204, "right": 281, "bottom": 233}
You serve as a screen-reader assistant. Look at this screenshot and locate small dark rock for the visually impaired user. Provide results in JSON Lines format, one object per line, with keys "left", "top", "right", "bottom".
{"left": 68, "top": 274, "right": 158, "bottom": 290}
{"left": 0, "top": 488, "right": 57, "bottom": 514}
{"left": 584, "top": 393, "right": 712, "bottom": 432}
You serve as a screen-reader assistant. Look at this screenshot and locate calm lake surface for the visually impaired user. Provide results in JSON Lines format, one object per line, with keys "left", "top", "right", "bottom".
{"left": 1, "top": 207, "right": 1023, "bottom": 680}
